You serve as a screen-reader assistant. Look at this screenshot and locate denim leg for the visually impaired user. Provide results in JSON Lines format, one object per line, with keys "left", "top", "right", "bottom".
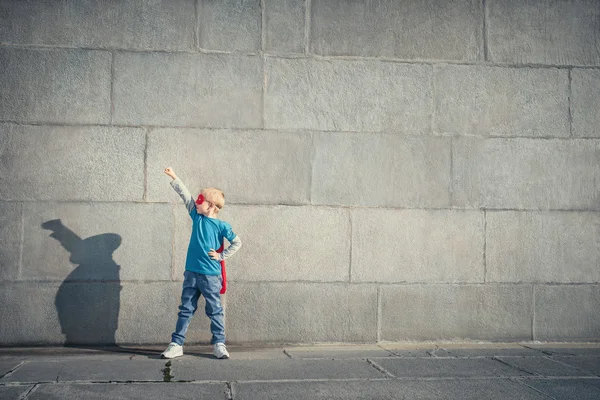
{"left": 198, "top": 274, "right": 225, "bottom": 344}
{"left": 171, "top": 271, "right": 201, "bottom": 346}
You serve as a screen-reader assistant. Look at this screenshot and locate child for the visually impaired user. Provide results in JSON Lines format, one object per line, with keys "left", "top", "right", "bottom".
{"left": 161, "top": 167, "right": 242, "bottom": 359}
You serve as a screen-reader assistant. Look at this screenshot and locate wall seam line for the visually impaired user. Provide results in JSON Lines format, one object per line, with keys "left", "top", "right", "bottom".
{"left": 260, "top": 0, "right": 266, "bottom": 52}
{"left": 18, "top": 203, "right": 24, "bottom": 280}
{"left": 568, "top": 68, "right": 573, "bottom": 137}
{"left": 109, "top": 51, "right": 115, "bottom": 124}
{"left": 482, "top": 0, "right": 489, "bottom": 61}
{"left": 143, "top": 128, "right": 149, "bottom": 201}
{"left": 531, "top": 285, "right": 536, "bottom": 341}
{"left": 348, "top": 210, "right": 353, "bottom": 283}
{"left": 483, "top": 209, "right": 487, "bottom": 282}
{"left": 377, "top": 286, "right": 382, "bottom": 342}
{"left": 194, "top": 0, "right": 200, "bottom": 51}
{"left": 304, "top": 0, "right": 311, "bottom": 54}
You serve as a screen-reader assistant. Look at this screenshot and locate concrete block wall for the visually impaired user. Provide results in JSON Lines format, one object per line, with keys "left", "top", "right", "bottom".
{"left": 0, "top": 0, "right": 598, "bottom": 345}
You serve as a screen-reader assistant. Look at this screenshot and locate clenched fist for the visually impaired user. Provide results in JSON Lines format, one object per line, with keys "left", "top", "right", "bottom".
{"left": 164, "top": 167, "right": 177, "bottom": 180}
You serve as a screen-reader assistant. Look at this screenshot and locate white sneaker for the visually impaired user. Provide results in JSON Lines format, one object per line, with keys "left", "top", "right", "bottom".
{"left": 213, "top": 343, "right": 230, "bottom": 359}
{"left": 161, "top": 342, "right": 183, "bottom": 359}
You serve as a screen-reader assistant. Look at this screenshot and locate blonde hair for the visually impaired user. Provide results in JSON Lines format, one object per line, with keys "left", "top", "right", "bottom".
{"left": 202, "top": 187, "right": 225, "bottom": 213}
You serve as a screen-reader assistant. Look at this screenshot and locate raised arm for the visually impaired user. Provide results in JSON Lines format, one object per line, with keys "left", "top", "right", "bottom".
{"left": 164, "top": 167, "right": 195, "bottom": 215}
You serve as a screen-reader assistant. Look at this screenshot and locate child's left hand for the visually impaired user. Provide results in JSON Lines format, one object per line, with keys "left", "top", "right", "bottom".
{"left": 208, "top": 249, "right": 220, "bottom": 260}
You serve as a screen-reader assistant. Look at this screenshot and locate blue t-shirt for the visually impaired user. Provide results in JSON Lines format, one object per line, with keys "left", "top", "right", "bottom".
{"left": 185, "top": 209, "right": 237, "bottom": 275}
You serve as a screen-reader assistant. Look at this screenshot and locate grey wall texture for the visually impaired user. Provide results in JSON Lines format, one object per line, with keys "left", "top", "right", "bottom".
{"left": 0, "top": 0, "right": 599, "bottom": 346}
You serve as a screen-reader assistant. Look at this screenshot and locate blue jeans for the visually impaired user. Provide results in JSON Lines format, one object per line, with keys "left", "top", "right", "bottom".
{"left": 171, "top": 271, "right": 225, "bottom": 345}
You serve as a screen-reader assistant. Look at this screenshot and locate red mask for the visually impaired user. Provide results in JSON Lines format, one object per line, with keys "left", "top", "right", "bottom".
{"left": 195, "top": 194, "right": 205, "bottom": 205}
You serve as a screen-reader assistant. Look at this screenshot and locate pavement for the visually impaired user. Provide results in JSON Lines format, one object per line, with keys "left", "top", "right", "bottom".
{"left": 1, "top": 342, "right": 599, "bottom": 399}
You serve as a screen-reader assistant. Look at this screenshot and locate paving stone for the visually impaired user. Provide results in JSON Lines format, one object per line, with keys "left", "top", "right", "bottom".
{"left": 22, "top": 202, "right": 171, "bottom": 281}
{"left": 264, "top": 0, "right": 305, "bottom": 53}
{"left": 0, "top": 361, "right": 63, "bottom": 383}
{"left": 534, "top": 347, "right": 600, "bottom": 357}
{"left": 435, "top": 65, "right": 569, "bottom": 137}
{"left": 312, "top": 133, "right": 451, "bottom": 207}
{"left": 498, "top": 356, "right": 594, "bottom": 377}
{"left": 0, "top": 48, "right": 110, "bottom": 124}
{"left": 171, "top": 358, "right": 384, "bottom": 381}
{"left": 0, "top": 202, "right": 21, "bottom": 280}
{"left": 226, "top": 283, "right": 377, "bottom": 343}
{"left": 222, "top": 206, "right": 350, "bottom": 282}
{"left": 0, "top": 359, "right": 22, "bottom": 377}
{"left": 453, "top": 137, "right": 600, "bottom": 210}
{"left": 57, "top": 359, "right": 165, "bottom": 382}
{"left": 534, "top": 285, "right": 600, "bottom": 341}
{"left": 0, "top": 124, "right": 145, "bottom": 202}
{"left": 522, "top": 378, "right": 600, "bottom": 400}
{"left": 488, "top": 0, "right": 600, "bottom": 66}
{"left": 310, "top": 0, "right": 482, "bottom": 61}
{"left": 351, "top": 208, "right": 483, "bottom": 283}
{"left": 0, "top": 385, "right": 34, "bottom": 400}
{"left": 198, "top": 0, "right": 261, "bottom": 52}
{"left": 486, "top": 211, "right": 600, "bottom": 283}
{"left": 554, "top": 357, "right": 600, "bottom": 376}
{"left": 0, "top": 0, "right": 195, "bottom": 51}
{"left": 376, "top": 357, "right": 530, "bottom": 378}
{"left": 113, "top": 52, "right": 262, "bottom": 128}
{"left": 284, "top": 345, "right": 394, "bottom": 359}
{"left": 572, "top": 68, "right": 600, "bottom": 137}
{"left": 444, "top": 348, "right": 544, "bottom": 357}
{"left": 265, "top": 58, "right": 432, "bottom": 133}
{"left": 380, "top": 285, "right": 533, "bottom": 341}
{"left": 29, "top": 382, "right": 226, "bottom": 399}
{"left": 234, "top": 379, "right": 549, "bottom": 400}
{"left": 147, "top": 129, "right": 312, "bottom": 204}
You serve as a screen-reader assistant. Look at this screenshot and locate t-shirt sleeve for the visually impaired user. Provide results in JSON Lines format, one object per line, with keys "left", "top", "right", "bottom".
{"left": 222, "top": 222, "right": 237, "bottom": 242}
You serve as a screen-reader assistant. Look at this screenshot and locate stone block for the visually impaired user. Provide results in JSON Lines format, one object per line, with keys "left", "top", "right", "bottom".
{"left": 173, "top": 358, "right": 384, "bottom": 381}
{"left": 310, "top": 0, "right": 482, "bottom": 61}
{"left": 0, "top": 202, "right": 22, "bottom": 281}
{"left": 435, "top": 65, "right": 569, "bottom": 137}
{"left": 113, "top": 52, "right": 262, "bottom": 128}
{"left": 524, "top": 379, "right": 600, "bottom": 400}
{"left": 29, "top": 383, "right": 226, "bottom": 399}
{"left": 0, "top": 385, "right": 33, "bottom": 399}
{"left": 453, "top": 137, "right": 600, "bottom": 210}
{"left": 352, "top": 209, "right": 484, "bottom": 283}
{"left": 555, "top": 357, "right": 600, "bottom": 375}
{"left": 264, "top": 0, "right": 305, "bottom": 53}
{"left": 380, "top": 285, "right": 533, "bottom": 341}
{"left": 488, "top": 0, "right": 600, "bottom": 66}
{"left": 117, "top": 282, "right": 212, "bottom": 345}
{"left": 147, "top": 129, "right": 312, "bottom": 204}
{"left": 264, "top": 57, "right": 432, "bottom": 133}
{"left": 0, "top": 282, "right": 66, "bottom": 345}
{"left": 486, "top": 211, "right": 600, "bottom": 283}
{"left": 58, "top": 359, "right": 165, "bottom": 382}
{"left": 226, "top": 283, "right": 377, "bottom": 343}
{"left": 0, "top": 48, "right": 110, "bottom": 124}
{"left": 223, "top": 205, "right": 350, "bottom": 282}
{"left": 234, "top": 379, "right": 550, "bottom": 400}
{"left": 0, "top": 0, "right": 195, "bottom": 51}
{"left": 0, "top": 361, "right": 63, "bottom": 383}
{"left": 21, "top": 202, "right": 172, "bottom": 282}
{"left": 312, "top": 133, "right": 451, "bottom": 207}
{"left": 198, "top": 0, "right": 261, "bottom": 52}
{"left": 534, "top": 285, "right": 600, "bottom": 340}
{"left": 497, "top": 357, "right": 594, "bottom": 377}
{"left": 0, "top": 124, "right": 145, "bottom": 201}
{"left": 572, "top": 69, "right": 600, "bottom": 137}
{"left": 376, "top": 358, "right": 528, "bottom": 378}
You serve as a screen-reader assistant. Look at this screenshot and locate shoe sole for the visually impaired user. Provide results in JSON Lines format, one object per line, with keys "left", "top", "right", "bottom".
{"left": 161, "top": 353, "right": 183, "bottom": 359}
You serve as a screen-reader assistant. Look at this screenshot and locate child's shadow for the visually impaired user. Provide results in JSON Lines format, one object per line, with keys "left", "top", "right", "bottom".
{"left": 42, "top": 219, "right": 122, "bottom": 346}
